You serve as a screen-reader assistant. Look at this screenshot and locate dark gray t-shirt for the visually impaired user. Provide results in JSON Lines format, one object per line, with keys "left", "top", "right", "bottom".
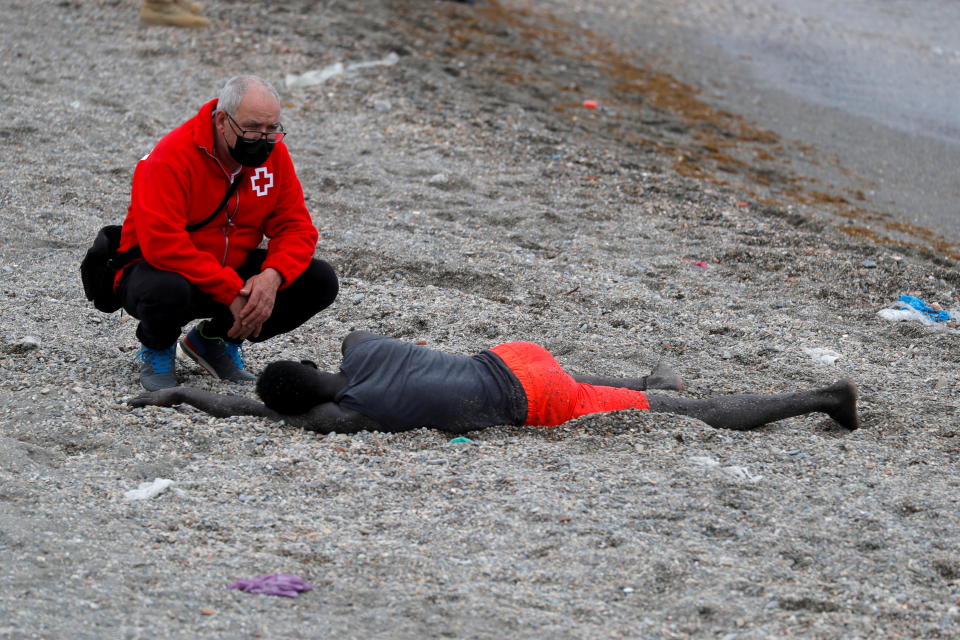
{"left": 334, "top": 335, "right": 526, "bottom": 433}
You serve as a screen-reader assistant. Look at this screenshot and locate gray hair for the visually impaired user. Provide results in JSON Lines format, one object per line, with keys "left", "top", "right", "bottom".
{"left": 216, "top": 75, "right": 280, "bottom": 115}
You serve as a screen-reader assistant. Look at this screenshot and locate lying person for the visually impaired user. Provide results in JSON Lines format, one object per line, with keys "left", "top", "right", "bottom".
{"left": 129, "top": 331, "right": 860, "bottom": 434}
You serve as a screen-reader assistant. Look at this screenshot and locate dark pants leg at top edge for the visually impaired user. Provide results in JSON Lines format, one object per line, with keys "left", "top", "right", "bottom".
{"left": 118, "top": 249, "right": 339, "bottom": 349}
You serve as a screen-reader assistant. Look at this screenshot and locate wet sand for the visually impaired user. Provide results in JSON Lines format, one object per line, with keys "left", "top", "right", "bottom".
{"left": 536, "top": 0, "right": 960, "bottom": 257}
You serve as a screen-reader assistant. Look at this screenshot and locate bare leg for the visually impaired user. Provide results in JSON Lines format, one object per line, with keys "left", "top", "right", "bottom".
{"left": 572, "top": 362, "right": 685, "bottom": 391}
{"left": 646, "top": 380, "right": 859, "bottom": 430}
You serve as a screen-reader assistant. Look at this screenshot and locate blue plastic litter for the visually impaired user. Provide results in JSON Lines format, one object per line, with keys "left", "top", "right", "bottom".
{"left": 449, "top": 436, "right": 473, "bottom": 444}
{"left": 898, "top": 295, "right": 950, "bottom": 322}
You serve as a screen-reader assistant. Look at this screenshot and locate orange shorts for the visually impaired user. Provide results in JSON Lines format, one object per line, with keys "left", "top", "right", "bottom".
{"left": 490, "top": 341, "right": 649, "bottom": 427}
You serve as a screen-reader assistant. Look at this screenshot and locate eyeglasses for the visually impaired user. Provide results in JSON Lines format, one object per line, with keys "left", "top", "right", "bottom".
{"left": 224, "top": 111, "right": 287, "bottom": 143}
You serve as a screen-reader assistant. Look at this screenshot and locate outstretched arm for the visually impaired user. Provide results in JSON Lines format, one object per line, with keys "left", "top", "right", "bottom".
{"left": 129, "top": 388, "right": 285, "bottom": 420}
{"left": 128, "top": 387, "right": 383, "bottom": 434}
{"left": 290, "top": 402, "right": 382, "bottom": 434}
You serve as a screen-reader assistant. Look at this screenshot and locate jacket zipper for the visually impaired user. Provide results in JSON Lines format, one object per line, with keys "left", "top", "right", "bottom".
{"left": 222, "top": 187, "right": 239, "bottom": 265}
{"left": 201, "top": 145, "right": 241, "bottom": 266}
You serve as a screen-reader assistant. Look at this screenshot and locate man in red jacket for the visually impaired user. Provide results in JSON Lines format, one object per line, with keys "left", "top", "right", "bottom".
{"left": 117, "top": 75, "right": 338, "bottom": 391}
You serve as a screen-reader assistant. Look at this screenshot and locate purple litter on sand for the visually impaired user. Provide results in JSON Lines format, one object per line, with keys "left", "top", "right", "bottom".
{"left": 227, "top": 573, "right": 314, "bottom": 598}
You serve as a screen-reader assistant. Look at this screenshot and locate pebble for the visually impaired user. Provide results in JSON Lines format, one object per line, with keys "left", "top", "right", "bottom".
{"left": 428, "top": 173, "right": 448, "bottom": 184}
{"left": 14, "top": 336, "right": 40, "bottom": 352}
{"left": 862, "top": 259, "right": 878, "bottom": 268}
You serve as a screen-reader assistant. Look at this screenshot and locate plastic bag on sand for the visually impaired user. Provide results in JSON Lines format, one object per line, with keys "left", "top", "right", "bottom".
{"left": 228, "top": 574, "right": 313, "bottom": 598}
{"left": 285, "top": 63, "right": 344, "bottom": 88}
{"left": 346, "top": 52, "right": 399, "bottom": 71}
{"left": 689, "top": 456, "right": 719, "bottom": 467}
{"left": 689, "top": 456, "right": 762, "bottom": 483}
{"left": 898, "top": 295, "right": 950, "bottom": 322}
{"left": 803, "top": 347, "right": 841, "bottom": 366}
{"left": 286, "top": 52, "right": 399, "bottom": 88}
{"left": 878, "top": 295, "right": 953, "bottom": 327}
{"left": 722, "top": 466, "right": 763, "bottom": 483}
{"left": 123, "top": 478, "right": 174, "bottom": 500}
{"left": 877, "top": 306, "right": 935, "bottom": 325}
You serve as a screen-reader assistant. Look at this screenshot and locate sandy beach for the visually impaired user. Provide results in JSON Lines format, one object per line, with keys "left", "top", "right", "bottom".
{"left": 1, "top": 1, "right": 959, "bottom": 638}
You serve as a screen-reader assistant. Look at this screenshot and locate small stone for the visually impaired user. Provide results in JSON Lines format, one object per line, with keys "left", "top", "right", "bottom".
{"left": 352, "top": 293, "right": 365, "bottom": 304}
{"left": 372, "top": 99, "right": 392, "bottom": 112}
{"left": 428, "top": 173, "right": 448, "bottom": 185}
{"left": 11, "top": 336, "right": 40, "bottom": 353}
{"left": 862, "top": 259, "right": 878, "bottom": 268}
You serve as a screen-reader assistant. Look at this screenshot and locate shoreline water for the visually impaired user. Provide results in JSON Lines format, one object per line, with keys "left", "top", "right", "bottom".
{"left": 533, "top": 0, "right": 960, "bottom": 257}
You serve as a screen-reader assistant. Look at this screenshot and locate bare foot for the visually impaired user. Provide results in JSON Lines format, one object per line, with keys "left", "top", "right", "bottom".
{"left": 825, "top": 379, "right": 860, "bottom": 430}
{"left": 646, "top": 362, "right": 685, "bottom": 392}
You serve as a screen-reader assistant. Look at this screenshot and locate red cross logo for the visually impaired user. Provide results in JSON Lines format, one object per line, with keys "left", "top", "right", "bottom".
{"left": 250, "top": 167, "right": 274, "bottom": 197}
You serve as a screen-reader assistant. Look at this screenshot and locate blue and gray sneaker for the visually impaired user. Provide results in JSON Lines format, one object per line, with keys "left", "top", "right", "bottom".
{"left": 179, "top": 321, "right": 256, "bottom": 384}
{"left": 134, "top": 344, "right": 178, "bottom": 391}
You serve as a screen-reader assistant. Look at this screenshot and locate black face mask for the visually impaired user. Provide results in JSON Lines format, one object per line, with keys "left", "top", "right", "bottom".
{"left": 228, "top": 137, "right": 274, "bottom": 167}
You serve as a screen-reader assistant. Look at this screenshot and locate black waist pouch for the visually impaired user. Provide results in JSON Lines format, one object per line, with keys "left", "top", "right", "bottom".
{"left": 80, "top": 225, "right": 140, "bottom": 313}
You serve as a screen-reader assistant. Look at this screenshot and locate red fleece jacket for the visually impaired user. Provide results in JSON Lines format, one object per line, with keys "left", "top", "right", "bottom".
{"left": 119, "top": 99, "right": 319, "bottom": 305}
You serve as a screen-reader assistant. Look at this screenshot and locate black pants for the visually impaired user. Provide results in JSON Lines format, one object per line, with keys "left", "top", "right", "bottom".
{"left": 119, "top": 249, "right": 338, "bottom": 349}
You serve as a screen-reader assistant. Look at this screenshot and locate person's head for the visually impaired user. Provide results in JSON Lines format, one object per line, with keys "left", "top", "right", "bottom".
{"left": 213, "top": 75, "right": 284, "bottom": 168}
{"left": 256, "top": 360, "right": 340, "bottom": 415}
